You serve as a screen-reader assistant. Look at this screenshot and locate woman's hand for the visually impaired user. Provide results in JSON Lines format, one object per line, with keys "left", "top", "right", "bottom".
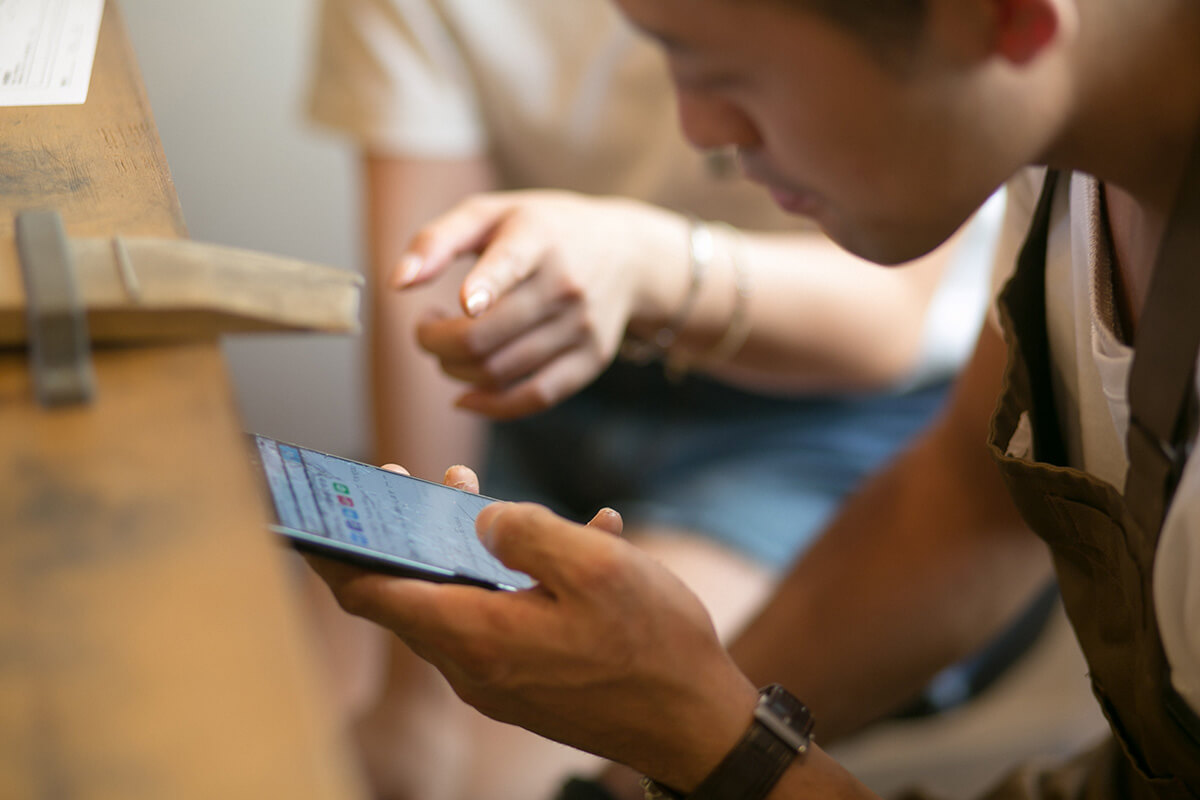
{"left": 306, "top": 463, "right": 757, "bottom": 791}
{"left": 393, "top": 191, "right": 686, "bottom": 419}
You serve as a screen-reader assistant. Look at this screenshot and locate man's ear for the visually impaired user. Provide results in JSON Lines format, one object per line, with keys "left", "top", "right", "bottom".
{"left": 992, "top": 0, "right": 1059, "bottom": 64}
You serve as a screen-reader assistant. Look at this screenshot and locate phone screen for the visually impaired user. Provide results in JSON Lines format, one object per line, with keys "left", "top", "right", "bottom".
{"left": 251, "top": 434, "right": 533, "bottom": 591}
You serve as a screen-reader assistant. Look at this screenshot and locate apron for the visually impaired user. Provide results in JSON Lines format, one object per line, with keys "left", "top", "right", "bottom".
{"left": 984, "top": 132, "right": 1200, "bottom": 800}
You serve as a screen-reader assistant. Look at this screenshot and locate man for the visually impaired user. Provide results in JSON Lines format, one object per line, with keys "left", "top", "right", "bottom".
{"left": 306, "top": 3, "right": 1037, "bottom": 797}
{"left": 312, "top": 1, "right": 1200, "bottom": 798}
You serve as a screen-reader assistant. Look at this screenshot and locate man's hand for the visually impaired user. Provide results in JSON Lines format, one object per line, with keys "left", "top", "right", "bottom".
{"left": 307, "top": 464, "right": 759, "bottom": 792}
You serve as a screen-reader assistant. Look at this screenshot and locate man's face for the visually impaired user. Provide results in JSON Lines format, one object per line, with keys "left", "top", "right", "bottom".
{"left": 615, "top": 0, "right": 1021, "bottom": 264}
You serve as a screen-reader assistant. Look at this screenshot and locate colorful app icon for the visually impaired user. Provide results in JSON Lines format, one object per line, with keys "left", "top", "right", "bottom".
{"left": 333, "top": 482, "right": 350, "bottom": 494}
{"left": 342, "top": 507, "right": 359, "bottom": 520}
{"left": 337, "top": 496, "right": 354, "bottom": 507}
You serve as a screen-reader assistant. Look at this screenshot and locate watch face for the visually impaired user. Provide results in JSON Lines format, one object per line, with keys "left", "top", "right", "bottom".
{"left": 755, "top": 685, "right": 814, "bottom": 752}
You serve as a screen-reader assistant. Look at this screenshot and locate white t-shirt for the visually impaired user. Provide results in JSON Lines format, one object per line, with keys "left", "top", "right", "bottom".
{"left": 306, "top": 0, "right": 996, "bottom": 385}
{"left": 991, "top": 168, "right": 1200, "bottom": 717}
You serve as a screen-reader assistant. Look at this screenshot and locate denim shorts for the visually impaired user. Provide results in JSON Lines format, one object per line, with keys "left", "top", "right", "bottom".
{"left": 482, "top": 362, "right": 1060, "bottom": 715}
{"left": 482, "top": 361, "right": 950, "bottom": 570}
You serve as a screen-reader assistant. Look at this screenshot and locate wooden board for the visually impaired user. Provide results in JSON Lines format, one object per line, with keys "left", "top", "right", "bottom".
{"left": 0, "top": 3, "right": 365, "bottom": 797}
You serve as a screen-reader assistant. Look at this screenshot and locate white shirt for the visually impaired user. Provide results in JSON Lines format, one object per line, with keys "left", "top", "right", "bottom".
{"left": 992, "top": 168, "right": 1200, "bottom": 716}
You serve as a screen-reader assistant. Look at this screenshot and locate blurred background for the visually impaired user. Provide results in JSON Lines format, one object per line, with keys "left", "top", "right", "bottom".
{"left": 121, "top": 0, "right": 368, "bottom": 458}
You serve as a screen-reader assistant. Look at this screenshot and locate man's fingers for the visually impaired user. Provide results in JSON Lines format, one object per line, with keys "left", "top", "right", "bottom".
{"left": 380, "top": 463, "right": 411, "bottom": 476}
{"left": 475, "top": 502, "right": 624, "bottom": 595}
{"left": 303, "top": 553, "right": 378, "bottom": 598}
{"left": 586, "top": 507, "right": 624, "bottom": 537}
{"left": 444, "top": 464, "right": 480, "bottom": 493}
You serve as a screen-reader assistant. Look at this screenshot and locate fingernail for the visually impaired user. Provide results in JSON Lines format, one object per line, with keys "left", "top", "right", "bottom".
{"left": 465, "top": 287, "right": 492, "bottom": 317}
{"left": 393, "top": 254, "right": 423, "bottom": 288}
{"left": 444, "top": 465, "right": 471, "bottom": 490}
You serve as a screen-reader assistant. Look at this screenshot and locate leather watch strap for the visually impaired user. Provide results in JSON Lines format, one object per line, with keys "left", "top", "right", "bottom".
{"left": 642, "top": 685, "right": 812, "bottom": 800}
{"left": 688, "top": 717, "right": 801, "bottom": 799}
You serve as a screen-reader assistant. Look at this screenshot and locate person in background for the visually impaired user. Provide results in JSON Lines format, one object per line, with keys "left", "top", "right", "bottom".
{"left": 302, "top": 1, "right": 1096, "bottom": 798}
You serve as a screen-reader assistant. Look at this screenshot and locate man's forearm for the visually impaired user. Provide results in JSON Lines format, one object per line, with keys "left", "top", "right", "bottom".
{"left": 728, "top": 326, "right": 1052, "bottom": 742}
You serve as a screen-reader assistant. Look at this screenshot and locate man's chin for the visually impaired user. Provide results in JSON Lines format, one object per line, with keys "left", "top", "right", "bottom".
{"left": 818, "top": 219, "right": 949, "bottom": 267}
{"left": 758, "top": 180, "right": 961, "bottom": 266}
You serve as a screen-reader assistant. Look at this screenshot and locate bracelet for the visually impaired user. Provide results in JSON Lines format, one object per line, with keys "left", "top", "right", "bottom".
{"left": 696, "top": 224, "right": 752, "bottom": 364}
{"left": 657, "top": 218, "right": 713, "bottom": 350}
{"left": 622, "top": 217, "right": 713, "bottom": 363}
{"left": 664, "top": 223, "right": 752, "bottom": 379}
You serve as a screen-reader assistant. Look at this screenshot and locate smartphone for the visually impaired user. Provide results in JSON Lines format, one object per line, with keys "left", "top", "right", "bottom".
{"left": 248, "top": 433, "right": 533, "bottom": 591}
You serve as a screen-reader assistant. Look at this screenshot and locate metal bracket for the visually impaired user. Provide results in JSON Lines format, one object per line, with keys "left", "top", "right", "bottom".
{"left": 15, "top": 210, "right": 96, "bottom": 407}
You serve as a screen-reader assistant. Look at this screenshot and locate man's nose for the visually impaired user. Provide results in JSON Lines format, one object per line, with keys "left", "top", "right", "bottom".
{"left": 675, "top": 92, "right": 761, "bottom": 152}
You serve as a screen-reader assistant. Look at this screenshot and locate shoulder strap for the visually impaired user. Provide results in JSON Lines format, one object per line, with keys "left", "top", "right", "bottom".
{"left": 1001, "top": 169, "right": 1067, "bottom": 467}
{"left": 1124, "top": 123, "right": 1200, "bottom": 537}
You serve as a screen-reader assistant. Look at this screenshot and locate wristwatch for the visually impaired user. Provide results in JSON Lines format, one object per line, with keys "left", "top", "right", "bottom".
{"left": 642, "top": 685, "right": 814, "bottom": 800}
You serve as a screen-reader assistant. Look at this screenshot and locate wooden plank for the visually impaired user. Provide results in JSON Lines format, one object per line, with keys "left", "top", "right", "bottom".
{"left": 0, "top": 4, "right": 364, "bottom": 797}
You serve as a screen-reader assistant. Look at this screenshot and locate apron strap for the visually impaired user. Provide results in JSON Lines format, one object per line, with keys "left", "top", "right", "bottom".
{"left": 1007, "top": 169, "right": 1067, "bottom": 467}
{"left": 1125, "top": 123, "right": 1200, "bottom": 537}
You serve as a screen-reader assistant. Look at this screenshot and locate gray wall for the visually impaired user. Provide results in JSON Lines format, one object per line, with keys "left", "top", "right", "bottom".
{"left": 121, "top": 0, "right": 368, "bottom": 459}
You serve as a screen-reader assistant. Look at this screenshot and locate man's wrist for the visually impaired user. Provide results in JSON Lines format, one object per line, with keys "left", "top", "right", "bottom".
{"left": 642, "top": 685, "right": 814, "bottom": 800}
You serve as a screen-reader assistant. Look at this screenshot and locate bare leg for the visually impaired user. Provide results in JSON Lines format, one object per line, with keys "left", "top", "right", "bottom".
{"left": 354, "top": 641, "right": 474, "bottom": 800}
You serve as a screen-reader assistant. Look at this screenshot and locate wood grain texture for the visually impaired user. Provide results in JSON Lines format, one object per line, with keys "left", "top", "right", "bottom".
{"left": 1, "top": 237, "right": 363, "bottom": 344}
{"left": 0, "top": 4, "right": 365, "bottom": 797}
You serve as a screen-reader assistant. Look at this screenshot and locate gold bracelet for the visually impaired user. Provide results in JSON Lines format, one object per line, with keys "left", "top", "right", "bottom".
{"left": 697, "top": 223, "right": 752, "bottom": 363}
{"left": 622, "top": 216, "right": 713, "bottom": 363}
{"left": 664, "top": 223, "right": 752, "bottom": 378}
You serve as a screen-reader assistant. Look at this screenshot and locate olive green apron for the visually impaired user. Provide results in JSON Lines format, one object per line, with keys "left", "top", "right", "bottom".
{"left": 984, "top": 135, "right": 1200, "bottom": 800}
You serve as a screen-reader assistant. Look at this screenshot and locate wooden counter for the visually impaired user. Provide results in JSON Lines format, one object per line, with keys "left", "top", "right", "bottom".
{"left": 0, "top": 3, "right": 364, "bottom": 796}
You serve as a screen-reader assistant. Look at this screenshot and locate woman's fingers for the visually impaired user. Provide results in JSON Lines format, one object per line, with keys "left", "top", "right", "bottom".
{"left": 393, "top": 194, "right": 510, "bottom": 289}
{"left": 454, "top": 348, "right": 606, "bottom": 419}
{"left": 415, "top": 273, "right": 567, "bottom": 364}
{"left": 436, "top": 309, "right": 590, "bottom": 389}
{"left": 396, "top": 196, "right": 553, "bottom": 323}
{"left": 458, "top": 216, "right": 553, "bottom": 317}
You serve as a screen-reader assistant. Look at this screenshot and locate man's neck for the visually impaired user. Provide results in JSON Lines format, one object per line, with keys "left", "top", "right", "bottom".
{"left": 1051, "top": 0, "right": 1200, "bottom": 334}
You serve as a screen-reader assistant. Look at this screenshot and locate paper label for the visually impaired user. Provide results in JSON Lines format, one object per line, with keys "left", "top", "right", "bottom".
{"left": 0, "top": 0, "right": 104, "bottom": 107}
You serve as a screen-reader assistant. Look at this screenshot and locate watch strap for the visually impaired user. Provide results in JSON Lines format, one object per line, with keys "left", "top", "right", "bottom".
{"left": 642, "top": 685, "right": 812, "bottom": 800}
{"left": 687, "top": 716, "right": 800, "bottom": 800}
